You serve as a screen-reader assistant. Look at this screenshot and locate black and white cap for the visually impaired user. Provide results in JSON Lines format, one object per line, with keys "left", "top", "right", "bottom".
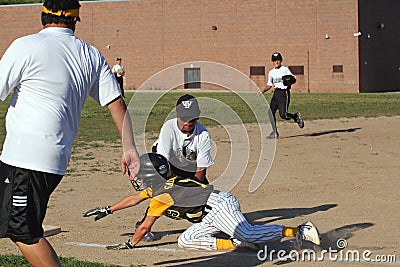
{"left": 176, "top": 94, "right": 201, "bottom": 122}
{"left": 271, "top": 52, "right": 283, "bottom": 61}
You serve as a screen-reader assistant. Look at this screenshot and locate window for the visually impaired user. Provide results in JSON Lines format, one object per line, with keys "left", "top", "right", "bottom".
{"left": 333, "top": 65, "right": 343, "bottom": 73}
{"left": 289, "top": 66, "right": 304, "bottom": 75}
{"left": 250, "top": 66, "right": 265, "bottom": 76}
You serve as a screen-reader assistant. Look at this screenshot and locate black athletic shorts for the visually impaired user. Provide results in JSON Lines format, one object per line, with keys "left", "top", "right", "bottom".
{"left": 0, "top": 161, "right": 63, "bottom": 244}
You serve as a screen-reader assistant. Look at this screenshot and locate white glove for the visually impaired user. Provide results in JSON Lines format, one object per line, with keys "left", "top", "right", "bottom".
{"left": 106, "top": 239, "right": 135, "bottom": 250}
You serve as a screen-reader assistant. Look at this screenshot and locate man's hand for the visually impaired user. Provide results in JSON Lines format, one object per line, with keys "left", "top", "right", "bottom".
{"left": 83, "top": 206, "right": 113, "bottom": 221}
{"left": 121, "top": 149, "right": 140, "bottom": 180}
{"left": 257, "top": 86, "right": 271, "bottom": 96}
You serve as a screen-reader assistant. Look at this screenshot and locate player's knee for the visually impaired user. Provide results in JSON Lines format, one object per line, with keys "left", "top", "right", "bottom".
{"left": 279, "top": 112, "right": 291, "bottom": 120}
{"left": 233, "top": 228, "right": 259, "bottom": 244}
{"left": 11, "top": 236, "right": 41, "bottom": 245}
{"left": 178, "top": 234, "right": 189, "bottom": 248}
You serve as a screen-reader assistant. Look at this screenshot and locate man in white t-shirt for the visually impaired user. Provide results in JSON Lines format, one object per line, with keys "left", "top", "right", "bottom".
{"left": 257, "top": 52, "right": 304, "bottom": 138}
{"left": 0, "top": 1, "right": 140, "bottom": 266}
{"left": 112, "top": 57, "right": 125, "bottom": 97}
{"left": 135, "top": 94, "right": 214, "bottom": 240}
{"left": 152, "top": 94, "right": 214, "bottom": 184}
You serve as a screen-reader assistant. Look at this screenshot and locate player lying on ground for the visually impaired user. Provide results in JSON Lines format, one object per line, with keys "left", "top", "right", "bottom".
{"left": 137, "top": 94, "right": 214, "bottom": 240}
{"left": 83, "top": 153, "right": 321, "bottom": 250}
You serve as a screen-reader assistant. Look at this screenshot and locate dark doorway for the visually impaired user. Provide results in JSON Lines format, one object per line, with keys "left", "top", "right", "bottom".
{"left": 184, "top": 68, "right": 201, "bottom": 89}
{"left": 359, "top": 0, "right": 400, "bottom": 92}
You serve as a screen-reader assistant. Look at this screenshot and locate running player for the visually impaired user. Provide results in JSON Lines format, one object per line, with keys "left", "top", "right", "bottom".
{"left": 258, "top": 52, "right": 304, "bottom": 138}
{"left": 83, "top": 153, "right": 321, "bottom": 250}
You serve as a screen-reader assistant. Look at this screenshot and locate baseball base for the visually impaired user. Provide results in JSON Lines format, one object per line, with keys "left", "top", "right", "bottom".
{"left": 43, "top": 225, "right": 61, "bottom": 237}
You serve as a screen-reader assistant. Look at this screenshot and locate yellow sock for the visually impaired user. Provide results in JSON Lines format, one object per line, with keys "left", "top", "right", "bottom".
{"left": 282, "top": 226, "right": 299, "bottom": 237}
{"left": 216, "top": 238, "right": 236, "bottom": 250}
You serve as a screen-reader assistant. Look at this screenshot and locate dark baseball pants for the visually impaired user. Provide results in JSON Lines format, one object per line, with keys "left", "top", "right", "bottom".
{"left": 114, "top": 75, "right": 125, "bottom": 97}
{"left": 269, "top": 89, "right": 297, "bottom": 131}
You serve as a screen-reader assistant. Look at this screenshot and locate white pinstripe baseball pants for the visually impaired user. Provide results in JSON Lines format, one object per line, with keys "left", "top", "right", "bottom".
{"left": 178, "top": 191, "right": 283, "bottom": 250}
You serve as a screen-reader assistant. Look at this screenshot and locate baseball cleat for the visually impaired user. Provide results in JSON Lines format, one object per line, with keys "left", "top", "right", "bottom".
{"left": 296, "top": 221, "right": 321, "bottom": 245}
{"left": 267, "top": 131, "right": 279, "bottom": 139}
{"left": 295, "top": 112, "right": 304, "bottom": 128}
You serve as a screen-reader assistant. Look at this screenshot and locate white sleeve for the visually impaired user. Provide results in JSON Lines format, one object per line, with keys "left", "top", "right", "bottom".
{"left": 196, "top": 132, "right": 214, "bottom": 168}
{"left": 0, "top": 39, "right": 26, "bottom": 101}
{"left": 155, "top": 124, "right": 173, "bottom": 161}
{"left": 267, "top": 70, "right": 273, "bottom": 86}
{"left": 89, "top": 53, "right": 121, "bottom": 106}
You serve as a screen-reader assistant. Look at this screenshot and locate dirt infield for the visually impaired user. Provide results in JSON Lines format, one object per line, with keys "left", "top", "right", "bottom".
{"left": 1, "top": 116, "right": 399, "bottom": 266}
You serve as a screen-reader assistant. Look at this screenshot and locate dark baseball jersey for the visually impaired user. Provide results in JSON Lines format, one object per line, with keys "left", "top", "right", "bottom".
{"left": 139, "top": 176, "right": 213, "bottom": 223}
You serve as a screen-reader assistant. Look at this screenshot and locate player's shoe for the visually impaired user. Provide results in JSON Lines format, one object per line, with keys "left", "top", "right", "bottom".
{"left": 267, "top": 131, "right": 279, "bottom": 139}
{"left": 231, "top": 238, "right": 260, "bottom": 250}
{"left": 295, "top": 112, "right": 304, "bottom": 128}
{"left": 296, "top": 221, "right": 321, "bottom": 245}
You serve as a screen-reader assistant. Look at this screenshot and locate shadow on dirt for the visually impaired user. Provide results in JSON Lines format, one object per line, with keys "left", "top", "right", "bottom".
{"left": 280, "top": 127, "right": 361, "bottom": 139}
{"left": 154, "top": 222, "right": 374, "bottom": 266}
{"left": 151, "top": 202, "right": 373, "bottom": 266}
{"left": 244, "top": 204, "right": 337, "bottom": 224}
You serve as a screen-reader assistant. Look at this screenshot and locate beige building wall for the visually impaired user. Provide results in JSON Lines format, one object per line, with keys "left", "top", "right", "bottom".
{"left": 0, "top": 0, "right": 359, "bottom": 92}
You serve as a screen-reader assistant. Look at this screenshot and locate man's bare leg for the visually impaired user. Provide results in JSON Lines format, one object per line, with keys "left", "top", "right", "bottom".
{"left": 16, "top": 237, "right": 61, "bottom": 267}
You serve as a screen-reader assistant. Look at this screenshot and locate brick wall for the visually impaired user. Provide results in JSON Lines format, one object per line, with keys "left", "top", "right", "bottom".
{"left": 0, "top": 0, "right": 359, "bottom": 92}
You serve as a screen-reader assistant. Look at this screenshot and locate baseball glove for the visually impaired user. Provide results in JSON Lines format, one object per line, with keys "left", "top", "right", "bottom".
{"left": 282, "top": 75, "right": 296, "bottom": 86}
{"left": 117, "top": 69, "right": 125, "bottom": 76}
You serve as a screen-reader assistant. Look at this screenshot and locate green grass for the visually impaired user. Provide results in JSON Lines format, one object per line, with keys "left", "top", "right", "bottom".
{"left": 1, "top": 92, "right": 400, "bottom": 150}
{"left": 60, "top": 91, "right": 400, "bottom": 139}
{"left": 118, "top": 91, "right": 400, "bottom": 135}
{"left": 0, "top": 91, "right": 400, "bottom": 266}
{"left": 0, "top": 254, "right": 124, "bottom": 267}
{"left": 288, "top": 93, "right": 400, "bottom": 119}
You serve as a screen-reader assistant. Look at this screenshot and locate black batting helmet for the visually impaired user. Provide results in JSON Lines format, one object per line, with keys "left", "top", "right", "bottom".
{"left": 271, "top": 52, "right": 283, "bottom": 61}
{"left": 131, "top": 153, "right": 170, "bottom": 191}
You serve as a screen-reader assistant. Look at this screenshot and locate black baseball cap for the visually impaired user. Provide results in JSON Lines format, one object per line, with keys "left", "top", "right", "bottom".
{"left": 271, "top": 52, "right": 283, "bottom": 61}
{"left": 176, "top": 94, "right": 201, "bottom": 122}
{"left": 43, "top": 0, "right": 81, "bottom": 21}
{"left": 116, "top": 57, "right": 122, "bottom": 60}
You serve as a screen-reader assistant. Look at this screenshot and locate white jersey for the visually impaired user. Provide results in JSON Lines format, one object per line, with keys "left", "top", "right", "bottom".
{"left": 0, "top": 27, "right": 121, "bottom": 175}
{"left": 154, "top": 118, "right": 214, "bottom": 172}
{"left": 267, "top": 65, "right": 294, "bottom": 89}
{"left": 112, "top": 64, "right": 124, "bottom": 77}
